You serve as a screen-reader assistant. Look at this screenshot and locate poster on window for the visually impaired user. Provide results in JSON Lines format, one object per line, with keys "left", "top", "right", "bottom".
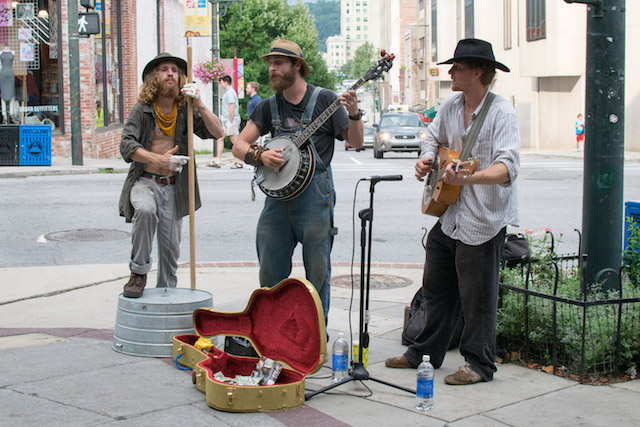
{"left": 184, "top": 0, "right": 210, "bottom": 37}
{"left": 0, "top": 0, "right": 13, "bottom": 27}
{"left": 20, "top": 43, "right": 34, "bottom": 61}
{"left": 18, "top": 28, "right": 32, "bottom": 41}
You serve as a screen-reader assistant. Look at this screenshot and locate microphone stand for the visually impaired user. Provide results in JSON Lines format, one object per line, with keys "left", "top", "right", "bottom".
{"left": 305, "top": 179, "right": 415, "bottom": 401}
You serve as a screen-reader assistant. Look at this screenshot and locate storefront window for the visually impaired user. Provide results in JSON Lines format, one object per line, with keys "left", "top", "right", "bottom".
{"left": 0, "top": 0, "right": 62, "bottom": 129}
{"left": 95, "top": 0, "right": 122, "bottom": 128}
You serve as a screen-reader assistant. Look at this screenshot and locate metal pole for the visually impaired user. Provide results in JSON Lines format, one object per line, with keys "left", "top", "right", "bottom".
{"left": 568, "top": 0, "right": 625, "bottom": 291}
{"left": 210, "top": 0, "right": 219, "bottom": 117}
{"left": 68, "top": 0, "right": 83, "bottom": 165}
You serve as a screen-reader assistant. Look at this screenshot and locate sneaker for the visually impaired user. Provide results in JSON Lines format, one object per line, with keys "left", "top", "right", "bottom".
{"left": 123, "top": 273, "right": 147, "bottom": 298}
{"left": 207, "top": 160, "right": 221, "bottom": 168}
{"left": 384, "top": 355, "right": 415, "bottom": 369}
{"left": 444, "top": 364, "right": 485, "bottom": 385}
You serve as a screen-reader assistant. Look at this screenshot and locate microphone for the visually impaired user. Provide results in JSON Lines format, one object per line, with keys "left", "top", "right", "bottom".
{"left": 363, "top": 174, "right": 403, "bottom": 184}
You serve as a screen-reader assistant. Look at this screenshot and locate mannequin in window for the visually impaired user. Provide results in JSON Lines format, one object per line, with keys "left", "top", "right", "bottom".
{"left": 0, "top": 45, "right": 15, "bottom": 124}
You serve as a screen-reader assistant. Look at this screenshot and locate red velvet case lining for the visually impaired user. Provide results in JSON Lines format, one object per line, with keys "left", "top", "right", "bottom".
{"left": 193, "top": 278, "right": 323, "bottom": 375}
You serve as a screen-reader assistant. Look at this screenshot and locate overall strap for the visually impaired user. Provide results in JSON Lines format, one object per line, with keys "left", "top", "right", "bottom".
{"left": 301, "top": 86, "right": 322, "bottom": 126}
{"left": 460, "top": 91, "right": 495, "bottom": 161}
{"left": 269, "top": 94, "right": 281, "bottom": 133}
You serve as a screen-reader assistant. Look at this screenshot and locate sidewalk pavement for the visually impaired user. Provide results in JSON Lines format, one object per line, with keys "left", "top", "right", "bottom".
{"left": 2, "top": 150, "right": 639, "bottom": 426}
{"left": 1, "top": 262, "right": 639, "bottom": 426}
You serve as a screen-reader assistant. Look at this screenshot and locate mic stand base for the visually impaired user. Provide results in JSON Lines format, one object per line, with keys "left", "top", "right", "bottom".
{"left": 304, "top": 363, "right": 415, "bottom": 401}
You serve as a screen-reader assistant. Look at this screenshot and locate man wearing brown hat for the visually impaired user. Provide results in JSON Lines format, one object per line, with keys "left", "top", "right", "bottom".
{"left": 232, "top": 39, "right": 364, "bottom": 323}
{"left": 385, "top": 39, "right": 520, "bottom": 385}
{"left": 118, "top": 53, "right": 224, "bottom": 298}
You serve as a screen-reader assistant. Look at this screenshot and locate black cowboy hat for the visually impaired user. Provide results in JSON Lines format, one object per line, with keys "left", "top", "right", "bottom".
{"left": 260, "top": 39, "right": 310, "bottom": 77}
{"left": 438, "top": 39, "right": 510, "bottom": 72}
{"left": 142, "top": 53, "right": 188, "bottom": 81}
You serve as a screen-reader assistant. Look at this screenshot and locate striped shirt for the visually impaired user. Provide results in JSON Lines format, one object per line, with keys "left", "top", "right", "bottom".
{"left": 421, "top": 91, "right": 520, "bottom": 245}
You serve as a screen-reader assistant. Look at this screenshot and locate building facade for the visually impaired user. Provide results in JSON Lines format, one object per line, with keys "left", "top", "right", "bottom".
{"left": 412, "top": 0, "right": 639, "bottom": 151}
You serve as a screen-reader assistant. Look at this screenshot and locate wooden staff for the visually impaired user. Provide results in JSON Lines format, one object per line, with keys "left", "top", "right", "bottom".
{"left": 187, "top": 44, "right": 196, "bottom": 290}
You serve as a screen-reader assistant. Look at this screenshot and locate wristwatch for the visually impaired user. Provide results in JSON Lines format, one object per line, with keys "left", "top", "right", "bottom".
{"left": 348, "top": 109, "right": 363, "bottom": 121}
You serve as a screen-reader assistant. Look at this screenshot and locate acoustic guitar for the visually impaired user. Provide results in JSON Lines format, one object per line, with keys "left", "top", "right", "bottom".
{"left": 421, "top": 146, "right": 477, "bottom": 217}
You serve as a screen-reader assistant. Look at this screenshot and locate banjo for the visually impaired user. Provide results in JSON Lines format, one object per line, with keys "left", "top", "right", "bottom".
{"left": 254, "top": 50, "right": 395, "bottom": 201}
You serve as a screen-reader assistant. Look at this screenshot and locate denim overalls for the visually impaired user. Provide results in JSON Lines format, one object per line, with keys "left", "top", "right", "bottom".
{"left": 256, "top": 87, "right": 336, "bottom": 323}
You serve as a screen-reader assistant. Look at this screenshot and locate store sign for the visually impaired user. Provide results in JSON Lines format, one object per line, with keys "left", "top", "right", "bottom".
{"left": 78, "top": 12, "right": 100, "bottom": 37}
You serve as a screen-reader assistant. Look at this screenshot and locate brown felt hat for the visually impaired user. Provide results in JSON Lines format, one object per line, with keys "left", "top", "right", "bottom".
{"left": 142, "top": 53, "right": 188, "bottom": 81}
{"left": 260, "top": 39, "right": 310, "bottom": 77}
{"left": 438, "top": 38, "right": 510, "bottom": 72}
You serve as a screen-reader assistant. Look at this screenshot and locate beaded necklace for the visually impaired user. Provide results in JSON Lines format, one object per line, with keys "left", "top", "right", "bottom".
{"left": 153, "top": 102, "right": 178, "bottom": 136}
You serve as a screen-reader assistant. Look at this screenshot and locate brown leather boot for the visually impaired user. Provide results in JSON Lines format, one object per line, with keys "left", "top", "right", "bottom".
{"left": 123, "top": 273, "right": 147, "bottom": 298}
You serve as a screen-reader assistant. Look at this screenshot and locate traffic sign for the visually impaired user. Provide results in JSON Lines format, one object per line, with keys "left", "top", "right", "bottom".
{"left": 78, "top": 12, "right": 100, "bottom": 37}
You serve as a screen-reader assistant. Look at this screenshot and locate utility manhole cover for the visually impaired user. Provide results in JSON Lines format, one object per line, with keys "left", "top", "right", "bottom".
{"left": 45, "top": 229, "right": 130, "bottom": 242}
{"left": 331, "top": 274, "right": 412, "bottom": 289}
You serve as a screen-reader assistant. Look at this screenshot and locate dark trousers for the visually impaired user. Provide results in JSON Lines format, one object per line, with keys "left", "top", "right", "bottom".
{"left": 405, "top": 222, "right": 506, "bottom": 381}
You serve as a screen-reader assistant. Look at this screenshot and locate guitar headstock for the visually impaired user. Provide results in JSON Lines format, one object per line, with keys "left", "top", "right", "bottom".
{"left": 362, "top": 50, "right": 395, "bottom": 83}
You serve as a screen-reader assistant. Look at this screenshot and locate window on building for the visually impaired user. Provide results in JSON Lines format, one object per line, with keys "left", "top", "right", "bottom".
{"left": 356, "top": 17, "right": 360, "bottom": 22}
{"left": 347, "top": 17, "right": 350, "bottom": 22}
{"left": 347, "top": 35, "right": 351, "bottom": 39}
{"left": 526, "top": 0, "right": 546, "bottom": 41}
{"left": 357, "top": 34, "right": 361, "bottom": 39}
{"left": 347, "top": 26, "right": 350, "bottom": 31}
{"left": 364, "top": 17, "right": 368, "bottom": 22}
{"left": 465, "top": 0, "right": 474, "bottom": 38}
{"left": 3, "top": 0, "right": 63, "bottom": 130}
{"left": 431, "top": 0, "right": 437, "bottom": 62}
{"left": 504, "top": 0, "right": 512, "bottom": 50}
{"left": 95, "top": 0, "right": 123, "bottom": 128}
{"left": 357, "top": 26, "right": 360, "bottom": 31}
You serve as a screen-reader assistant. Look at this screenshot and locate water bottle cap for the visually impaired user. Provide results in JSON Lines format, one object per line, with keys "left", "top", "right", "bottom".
{"left": 423, "top": 355, "right": 430, "bottom": 362}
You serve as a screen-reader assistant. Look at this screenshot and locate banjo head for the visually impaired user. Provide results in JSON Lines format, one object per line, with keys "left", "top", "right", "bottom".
{"left": 255, "top": 136, "right": 315, "bottom": 200}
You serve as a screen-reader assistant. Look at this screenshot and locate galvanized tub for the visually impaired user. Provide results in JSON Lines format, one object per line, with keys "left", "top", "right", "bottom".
{"left": 112, "top": 288, "right": 213, "bottom": 357}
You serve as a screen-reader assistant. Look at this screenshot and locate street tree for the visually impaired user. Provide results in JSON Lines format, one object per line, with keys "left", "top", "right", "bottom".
{"left": 349, "top": 42, "right": 376, "bottom": 80}
{"left": 219, "top": 0, "right": 333, "bottom": 112}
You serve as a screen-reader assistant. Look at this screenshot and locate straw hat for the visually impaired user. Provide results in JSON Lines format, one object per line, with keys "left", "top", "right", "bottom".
{"left": 260, "top": 39, "right": 310, "bottom": 77}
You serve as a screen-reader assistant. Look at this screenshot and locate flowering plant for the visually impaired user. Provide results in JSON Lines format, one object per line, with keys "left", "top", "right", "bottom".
{"left": 193, "top": 58, "right": 233, "bottom": 86}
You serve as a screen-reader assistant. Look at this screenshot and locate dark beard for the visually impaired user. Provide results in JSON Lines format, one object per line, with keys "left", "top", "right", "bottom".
{"left": 269, "top": 68, "right": 296, "bottom": 92}
{"left": 159, "top": 78, "right": 179, "bottom": 98}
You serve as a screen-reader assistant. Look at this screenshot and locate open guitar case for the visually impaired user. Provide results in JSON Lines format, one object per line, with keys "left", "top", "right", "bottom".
{"left": 172, "top": 277, "right": 327, "bottom": 412}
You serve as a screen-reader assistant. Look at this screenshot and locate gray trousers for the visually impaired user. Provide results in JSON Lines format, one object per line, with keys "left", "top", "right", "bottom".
{"left": 129, "top": 177, "right": 182, "bottom": 288}
{"left": 405, "top": 222, "right": 505, "bottom": 381}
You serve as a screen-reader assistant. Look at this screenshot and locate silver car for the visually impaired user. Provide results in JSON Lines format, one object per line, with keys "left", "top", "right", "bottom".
{"left": 345, "top": 126, "right": 375, "bottom": 151}
{"left": 373, "top": 112, "right": 427, "bottom": 159}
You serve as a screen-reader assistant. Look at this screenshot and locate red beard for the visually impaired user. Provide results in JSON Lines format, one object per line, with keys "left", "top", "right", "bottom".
{"left": 269, "top": 68, "right": 296, "bottom": 92}
{"left": 159, "top": 78, "right": 179, "bottom": 98}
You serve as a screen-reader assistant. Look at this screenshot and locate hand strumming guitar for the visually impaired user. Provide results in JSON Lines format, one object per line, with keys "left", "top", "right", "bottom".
{"left": 415, "top": 157, "right": 434, "bottom": 182}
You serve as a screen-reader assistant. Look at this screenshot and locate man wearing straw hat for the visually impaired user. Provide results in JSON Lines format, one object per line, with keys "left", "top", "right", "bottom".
{"left": 233, "top": 39, "right": 364, "bottom": 323}
{"left": 118, "top": 53, "right": 224, "bottom": 298}
{"left": 385, "top": 39, "right": 520, "bottom": 385}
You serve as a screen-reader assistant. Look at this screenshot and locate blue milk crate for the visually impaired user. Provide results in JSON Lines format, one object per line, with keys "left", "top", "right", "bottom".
{"left": 0, "top": 125, "right": 19, "bottom": 166}
{"left": 19, "top": 124, "right": 51, "bottom": 166}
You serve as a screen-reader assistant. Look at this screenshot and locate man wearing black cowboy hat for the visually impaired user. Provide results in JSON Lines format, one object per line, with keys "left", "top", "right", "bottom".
{"left": 118, "top": 53, "right": 224, "bottom": 298}
{"left": 385, "top": 39, "right": 520, "bottom": 385}
{"left": 232, "top": 39, "right": 363, "bottom": 324}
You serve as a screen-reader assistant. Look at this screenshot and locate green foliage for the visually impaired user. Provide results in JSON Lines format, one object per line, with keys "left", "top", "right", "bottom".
{"left": 349, "top": 42, "right": 377, "bottom": 80}
{"left": 306, "top": 0, "right": 340, "bottom": 52}
{"left": 623, "top": 216, "right": 640, "bottom": 286}
{"left": 219, "top": 0, "right": 334, "bottom": 117}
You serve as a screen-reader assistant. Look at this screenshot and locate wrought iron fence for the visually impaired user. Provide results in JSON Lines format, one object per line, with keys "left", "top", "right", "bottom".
{"left": 498, "top": 239, "right": 640, "bottom": 382}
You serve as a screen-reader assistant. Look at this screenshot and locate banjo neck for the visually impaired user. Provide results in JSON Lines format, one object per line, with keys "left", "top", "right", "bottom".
{"left": 291, "top": 77, "right": 367, "bottom": 148}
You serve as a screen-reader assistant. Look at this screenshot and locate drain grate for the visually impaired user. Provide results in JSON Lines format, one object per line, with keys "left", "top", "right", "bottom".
{"left": 45, "top": 229, "right": 130, "bottom": 242}
{"left": 331, "top": 274, "right": 412, "bottom": 289}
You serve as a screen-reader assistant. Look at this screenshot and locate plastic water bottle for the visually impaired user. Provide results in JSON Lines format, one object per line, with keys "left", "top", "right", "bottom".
{"left": 416, "top": 354, "right": 434, "bottom": 411}
{"left": 332, "top": 332, "right": 349, "bottom": 383}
